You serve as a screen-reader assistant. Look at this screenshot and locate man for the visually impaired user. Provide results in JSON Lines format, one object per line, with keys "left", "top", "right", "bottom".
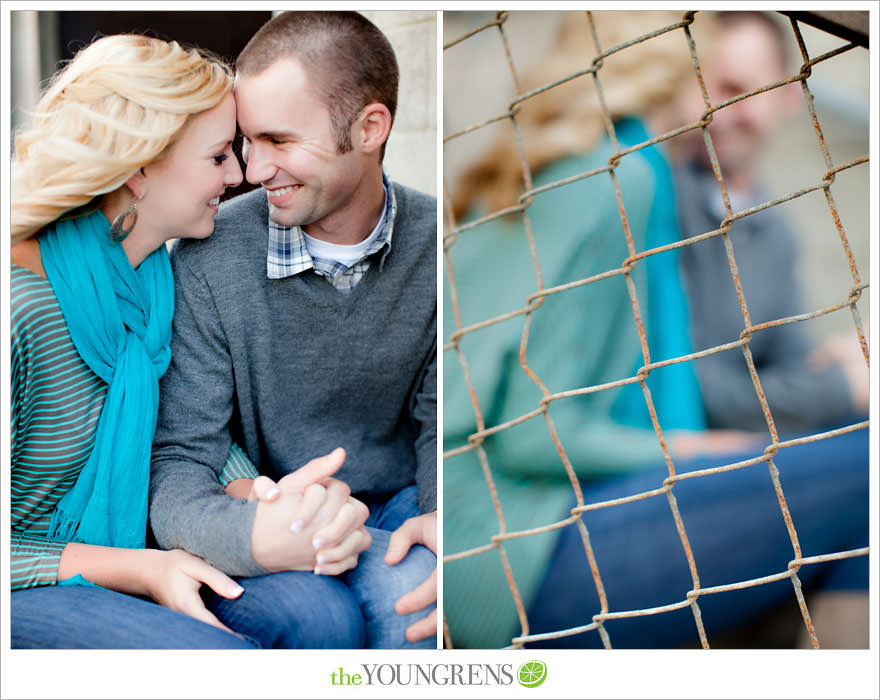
{"left": 660, "top": 11, "right": 868, "bottom": 647}
{"left": 150, "top": 11, "right": 437, "bottom": 649}
{"left": 665, "top": 10, "right": 868, "bottom": 436}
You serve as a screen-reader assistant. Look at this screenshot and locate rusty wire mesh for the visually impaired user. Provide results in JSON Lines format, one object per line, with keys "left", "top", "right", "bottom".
{"left": 442, "top": 10, "right": 869, "bottom": 649}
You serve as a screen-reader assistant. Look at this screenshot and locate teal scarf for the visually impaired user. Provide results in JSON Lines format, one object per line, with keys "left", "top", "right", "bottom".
{"left": 611, "top": 118, "right": 706, "bottom": 432}
{"left": 40, "top": 208, "right": 174, "bottom": 548}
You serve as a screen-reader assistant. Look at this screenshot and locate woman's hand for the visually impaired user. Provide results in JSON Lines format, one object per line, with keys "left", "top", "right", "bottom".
{"left": 249, "top": 480, "right": 371, "bottom": 574}
{"left": 137, "top": 549, "right": 245, "bottom": 634}
{"left": 57, "top": 542, "right": 245, "bottom": 635}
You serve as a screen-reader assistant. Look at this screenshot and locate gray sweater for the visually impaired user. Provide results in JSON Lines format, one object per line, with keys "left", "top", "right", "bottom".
{"left": 150, "top": 182, "right": 436, "bottom": 576}
{"left": 674, "top": 163, "right": 852, "bottom": 435}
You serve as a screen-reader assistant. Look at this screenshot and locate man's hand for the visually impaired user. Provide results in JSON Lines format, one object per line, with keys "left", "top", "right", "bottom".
{"left": 248, "top": 448, "right": 371, "bottom": 574}
{"left": 668, "top": 428, "right": 764, "bottom": 462}
{"left": 385, "top": 511, "right": 437, "bottom": 643}
{"left": 809, "top": 328, "right": 869, "bottom": 415}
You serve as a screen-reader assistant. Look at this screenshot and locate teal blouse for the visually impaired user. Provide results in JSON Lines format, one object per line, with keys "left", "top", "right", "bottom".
{"left": 443, "top": 119, "right": 704, "bottom": 647}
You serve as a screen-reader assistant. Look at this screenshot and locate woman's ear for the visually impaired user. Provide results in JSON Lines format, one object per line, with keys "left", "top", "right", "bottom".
{"left": 124, "top": 168, "right": 147, "bottom": 200}
{"left": 356, "top": 103, "right": 392, "bottom": 156}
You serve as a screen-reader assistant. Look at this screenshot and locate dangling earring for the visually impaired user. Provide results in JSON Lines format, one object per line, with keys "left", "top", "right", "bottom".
{"left": 109, "top": 195, "right": 142, "bottom": 243}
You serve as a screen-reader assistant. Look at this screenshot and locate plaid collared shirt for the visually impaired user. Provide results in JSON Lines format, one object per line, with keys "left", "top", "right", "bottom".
{"left": 266, "top": 172, "right": 396, "bottom": 293}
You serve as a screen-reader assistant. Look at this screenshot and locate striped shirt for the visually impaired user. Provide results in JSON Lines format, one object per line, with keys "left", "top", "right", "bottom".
{"left": 266, "top": 171, "right": 396, "bottom": 292}
{"left": 10, "top": 265, "right": 106, "bottom": 589}
{"left": 10, "top": 264, "right": 253, "bottom": 589}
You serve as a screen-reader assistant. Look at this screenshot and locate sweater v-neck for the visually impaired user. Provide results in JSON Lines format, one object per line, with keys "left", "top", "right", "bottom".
{"left": 281, "top": 247, "right": 388, "bottom": 316}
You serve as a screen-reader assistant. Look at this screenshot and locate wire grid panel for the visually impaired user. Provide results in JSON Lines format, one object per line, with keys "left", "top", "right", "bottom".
{"left": 442, "top": 10, "right": 869, "bottom": 649}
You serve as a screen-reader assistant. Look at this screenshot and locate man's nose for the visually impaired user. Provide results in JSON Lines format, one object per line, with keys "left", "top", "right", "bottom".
{"left": 245, "top": 143, "right": 277, "bottom": 185}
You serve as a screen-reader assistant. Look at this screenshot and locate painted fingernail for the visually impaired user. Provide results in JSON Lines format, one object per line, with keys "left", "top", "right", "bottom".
{"left": 312, "top": 537, "right": 325, "bottom": 549}
{"left": 266, "top": 486, "right": 280, "bottom": 499}
{"left": 229, "top": 583, "right": 245, "bottom": 597}
{"left": 314, "top": 566, "right": 324, "bottom": 575}
{"left": 316, "top": 553, "right": 328, "bottom": 565}
{"left": 290, "top": 519, "right": 305, "bottom": 533}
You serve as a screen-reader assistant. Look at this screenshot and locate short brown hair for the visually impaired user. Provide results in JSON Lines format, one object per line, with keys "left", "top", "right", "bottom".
{"left": 716, "top": 11, "right": 791, "bottom": 73}
{"left": 237, "top": 11, "right": 398, "bottom": 156}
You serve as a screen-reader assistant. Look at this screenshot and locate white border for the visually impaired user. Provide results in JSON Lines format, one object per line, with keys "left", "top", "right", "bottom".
{"left": 3, "top": 3, "right": 878, "bottom": 699}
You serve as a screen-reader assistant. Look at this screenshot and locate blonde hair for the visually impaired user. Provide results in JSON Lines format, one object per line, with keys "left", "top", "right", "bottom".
{"left": 451, "top": 11, "right": 707, "bottom": 220}
{"left": 11, "top": 34, "right": 233, "bottom": 243}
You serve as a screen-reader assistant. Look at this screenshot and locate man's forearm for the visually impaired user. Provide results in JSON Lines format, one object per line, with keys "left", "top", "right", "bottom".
{"left": 149, "top": 457, "right": 267, "bottom": 577}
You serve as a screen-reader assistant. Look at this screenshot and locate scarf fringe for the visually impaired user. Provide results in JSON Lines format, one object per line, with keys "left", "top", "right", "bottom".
{"left": 47, "top": 503, "right": 83, "bottom": 543}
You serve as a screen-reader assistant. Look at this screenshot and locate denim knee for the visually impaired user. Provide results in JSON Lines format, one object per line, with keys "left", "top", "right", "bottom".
{"left": 387, "top": 542, "right": 437, "bottom": 605}
{"left": 303, "top": 580, "right": 366, "bottom": 649}
{"left": 344, "top": 528, "right": 437, "bottom": 649}
{"left": 211, "top": 571, "right": 366, "bottom": 649}
{"left": 364, "top": 485, "right": 421, "bottom": 531}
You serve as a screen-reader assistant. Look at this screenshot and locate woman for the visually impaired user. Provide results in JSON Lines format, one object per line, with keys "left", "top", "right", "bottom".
{"left": 10, "top": 34, "right": 253, "bottom": 649}
{"left": 443, "top": 11, "right": 868, "bottom": 649}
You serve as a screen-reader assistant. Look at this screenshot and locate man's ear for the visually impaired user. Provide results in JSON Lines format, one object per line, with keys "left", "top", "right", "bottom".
{"left": 356, "top": 103, "right": 392, "bottom": 155}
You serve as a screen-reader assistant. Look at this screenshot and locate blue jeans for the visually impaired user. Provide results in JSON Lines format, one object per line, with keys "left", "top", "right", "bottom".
{"left": 209, "top": 485, "right": 437, "bottom": 649}
{"left": 526, "top": 428, "right": 868, "bottom": 648}
{"left": 11, "top": 585, "right": 255, "bottom": 649}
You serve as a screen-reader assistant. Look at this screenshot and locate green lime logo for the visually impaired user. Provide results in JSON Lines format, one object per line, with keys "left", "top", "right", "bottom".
{"left": 517, "top": 660, "right": 547, "bottom": 688}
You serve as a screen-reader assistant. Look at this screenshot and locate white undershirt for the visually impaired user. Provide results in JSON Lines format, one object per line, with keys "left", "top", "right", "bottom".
{"left": 302, "top": 192, "right": 388, "bottom": 267}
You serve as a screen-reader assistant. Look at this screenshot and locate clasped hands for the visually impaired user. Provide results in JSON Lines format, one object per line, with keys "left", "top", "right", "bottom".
{"left": 135, "top": 448, "right": 370, "bottom": 638}
{"left": 238, "top": 447, "right": 372, "bottom": 574}
{"left": 228, "top": 446, "right": 437, "bottom": 642}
